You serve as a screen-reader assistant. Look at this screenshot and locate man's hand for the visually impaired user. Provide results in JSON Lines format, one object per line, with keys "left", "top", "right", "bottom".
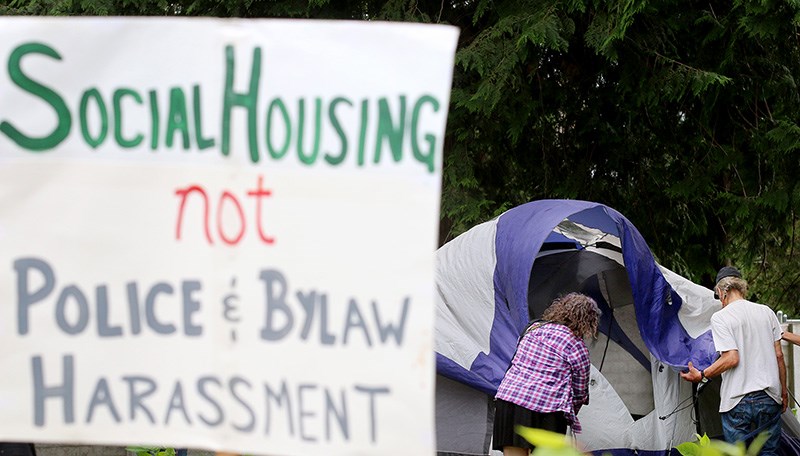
{"left": 680, "top": 361, "right": 702, "bottom": 383}
{"left": 782, "top": 389, "right": 789, "bottom": 413}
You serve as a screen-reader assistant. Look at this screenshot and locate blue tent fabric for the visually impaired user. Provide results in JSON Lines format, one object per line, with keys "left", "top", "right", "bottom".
{"left": 435, "top": 199, "right": 718, "bottom": 395}
{"left": 780, "top": 432, "right": 800, "bottom": 456}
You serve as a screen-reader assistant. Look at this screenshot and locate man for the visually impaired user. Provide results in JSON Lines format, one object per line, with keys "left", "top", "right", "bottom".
{"left": 680, "top": 266, "right": 787, "bottom": 455}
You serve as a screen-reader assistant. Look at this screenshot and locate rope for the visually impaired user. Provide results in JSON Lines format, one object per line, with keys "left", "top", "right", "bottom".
{"left": 598, "top": 312, "right": 613, "bottom": 372}
{"left": 740, "top": 410, "right": 782, "bottom": 443}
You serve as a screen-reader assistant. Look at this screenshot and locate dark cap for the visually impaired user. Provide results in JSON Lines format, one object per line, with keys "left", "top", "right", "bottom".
{"left": 715, "top": 266, "right": 742, "bottom": 285}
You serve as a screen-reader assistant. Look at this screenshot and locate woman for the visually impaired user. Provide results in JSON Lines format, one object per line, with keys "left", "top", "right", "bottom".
{"left": 493, "top": 292, "right": 600, "bottom": 456}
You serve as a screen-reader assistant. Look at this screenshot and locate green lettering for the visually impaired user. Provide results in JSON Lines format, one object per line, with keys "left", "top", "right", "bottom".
{"left": 79, "top": 88, "right": 108, "bottom": 149}
{"left": 266, "top": 98, "right": 290, "bottom": 160}
{"left": 222, "top": 46, "right": 261, "bottom": 162}
{"left": 375, "top": 96, "right": 406, "bottom": 164}
{"left": 297, "top": 98, "right": 322, "bottom": 165}
{"left": 411, "top": 95, "right": 440, "bottom": 173}
{"left": 166, "top": 87, "right": 190, "bottom": 149}
{"left": 324, "top": 97, "right": 352, "bottom": 166}
{"left": 149, "top": 90, "right": 160, "bottom": 150}
{"left": 0, "top": 42, "right": 71, "bottom": 151}
{"left": 357, "top": 99, "right": 369, "bottom": 167}
{"left": 192, "top": 85, "right": 215, "bottom": 150}
{"left": 113, "top": 88, "right": 144, "bottom": 148}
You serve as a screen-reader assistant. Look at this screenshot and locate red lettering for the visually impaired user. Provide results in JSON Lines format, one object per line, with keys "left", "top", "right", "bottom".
{"left": 217, "top": 190, "right": 245, "bottom": 245}
{"left": 247, "top": 175, "right": 275, "bottom": 244}
{"left": 174, "top": 185, "right": 213, "bottom": 244}
{"left": 174, "top": 175, "right": 275, "bottom": 246}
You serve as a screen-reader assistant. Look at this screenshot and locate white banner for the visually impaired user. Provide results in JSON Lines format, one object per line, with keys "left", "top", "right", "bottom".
{"left": 0, "top": 17, "right": 458, "bottom": 455}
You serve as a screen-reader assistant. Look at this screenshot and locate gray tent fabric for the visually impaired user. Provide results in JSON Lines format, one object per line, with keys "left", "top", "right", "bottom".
{"left": 435, "top": 375, "right": 494, "bottom": 455}
{"left": 434, "top": 212, "right": 800, "bottom": 455}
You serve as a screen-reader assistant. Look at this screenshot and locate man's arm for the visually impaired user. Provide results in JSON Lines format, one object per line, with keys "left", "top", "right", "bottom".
{"left": 680, "top": 350, "right": 739, "bottom": 383}
{"left": 783, "top": 331, "right": 800, "bottom": 346}
{"left": 775, "top": 340, "right": 788, "bottom": 412}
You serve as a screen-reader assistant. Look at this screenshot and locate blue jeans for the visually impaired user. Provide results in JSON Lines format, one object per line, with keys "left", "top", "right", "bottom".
{"left": 720, "top": 390, "right": 782, "bottom": 456}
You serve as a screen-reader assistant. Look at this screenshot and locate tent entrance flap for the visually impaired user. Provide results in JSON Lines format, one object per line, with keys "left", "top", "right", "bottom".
{"left": 528, "top": 239, "right": 654, "bottom": 419}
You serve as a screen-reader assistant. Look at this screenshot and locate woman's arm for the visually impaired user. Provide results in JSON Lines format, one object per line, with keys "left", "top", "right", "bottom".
{"left": 568, "top": 343, "right": 591, "bottom": 409}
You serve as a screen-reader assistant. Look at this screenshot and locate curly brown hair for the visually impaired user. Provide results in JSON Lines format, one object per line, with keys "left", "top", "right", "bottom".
{"left": 541, "top": 292, "right": 601, "bottom": 339}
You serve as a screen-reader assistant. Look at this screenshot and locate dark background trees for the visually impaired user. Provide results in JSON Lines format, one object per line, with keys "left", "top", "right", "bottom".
{"left": 437, "top": 0, "right": 800, "bottom": 311}
{"left": 4, "top": 0, "right": 800, "bottom": 313}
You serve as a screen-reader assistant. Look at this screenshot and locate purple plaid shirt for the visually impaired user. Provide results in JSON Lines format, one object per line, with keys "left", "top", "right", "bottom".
{"left": 495, "top": 322, "right": 591, "bottom": 433}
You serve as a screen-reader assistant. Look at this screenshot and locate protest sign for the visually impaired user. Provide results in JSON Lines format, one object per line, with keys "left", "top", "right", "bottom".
{"left": 0, "top": 17, "right": 458, "bottom": 455}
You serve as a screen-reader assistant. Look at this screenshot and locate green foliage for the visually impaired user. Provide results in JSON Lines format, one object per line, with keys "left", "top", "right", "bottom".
{"left": 440, "top": 0, "right": 800, "bottom": 313}
{"left": 676, "top": 432, "right": 769, "bottom": 456}
{"left": 7, "top": 0, "right": 800, "bottom": 312}
{"left": 515, "top": 426, "right": 585, "bottom": 456}
{"left": 126, "top": 447, "right": 176, "bottom": 456}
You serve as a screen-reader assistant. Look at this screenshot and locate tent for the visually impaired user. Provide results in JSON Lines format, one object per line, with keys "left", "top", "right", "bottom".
{"left": 434, "top": 200, "right": 800, "bottom": 455}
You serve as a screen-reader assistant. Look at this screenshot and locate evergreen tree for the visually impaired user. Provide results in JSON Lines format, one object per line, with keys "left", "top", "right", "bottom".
{"left": 4, "top": 0, "right": 800, "bottom": 312}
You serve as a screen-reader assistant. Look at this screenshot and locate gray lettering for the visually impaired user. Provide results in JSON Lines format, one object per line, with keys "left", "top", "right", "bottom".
{"left": 122, "top": 376, "right": 156, "bottom": 423}
{"left": 259, "top": 270, "right": 293, "bottom": 341}
{"left": 343, "top": 299, "right": 371, "bottom": 347}
{"left": 373, "top": 297, "right": 409, "bottom": 345}
{"left": 14, "top": 257, "right": 55, "bottom": 335}
{"left": 56, "top": 285, "right": 89, "bottom": 335}
{"left": 126, "top": 283, "right": 142, "bottom": 335}
{"left": 324, "top": 388, "right": 349, "bottom": 441}
{"left": 164, "top": 381, "right": 192, "bottom": 425}
{"left": 229, "top": 377, "right": 255, "bottom": 432}
{"left": 85, "top": 378, "right": 121, "bottom": 423}
{"left": 96, "top": 285, "right": 123, "bottom": 337}
{"left": 197, "top": 376, "right": 224, "bottom": 426}
{"left": 354, "top": 385, "right": 390, "bottom": 443}
{"left": 145, "top": 283, "right": 175, "bottom": 334}
{"left": 182, "top": 280, "right": 203, "bottom": 336}
{"left": 32, "top": 355, "right": 74, "bottom": 426}
{"left": 318, "top": 295, "right": 336, "bottom": 345}
{"left": 265, "top": 380, "right": 294, "bottom": 436}
{"left": 297, "top": 290, "right": 315, "bottom": 341}
{"left": 298, "top": 383, "right": 318, "bottom": 442}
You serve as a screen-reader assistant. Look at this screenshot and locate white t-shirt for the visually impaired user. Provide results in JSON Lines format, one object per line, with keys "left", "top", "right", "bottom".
{"left": 710, "top": 299, "right": 782, "bottom": 412}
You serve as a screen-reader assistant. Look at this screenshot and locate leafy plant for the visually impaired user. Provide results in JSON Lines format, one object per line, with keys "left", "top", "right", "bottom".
{"left": 515, "top": 426, "right": 585, "bottom": 456}
{"left": 126, "top": 447, "right": 176, "bottom": 456}
{"left": 675, "top": 433, "right": 769, "bottom": 456}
